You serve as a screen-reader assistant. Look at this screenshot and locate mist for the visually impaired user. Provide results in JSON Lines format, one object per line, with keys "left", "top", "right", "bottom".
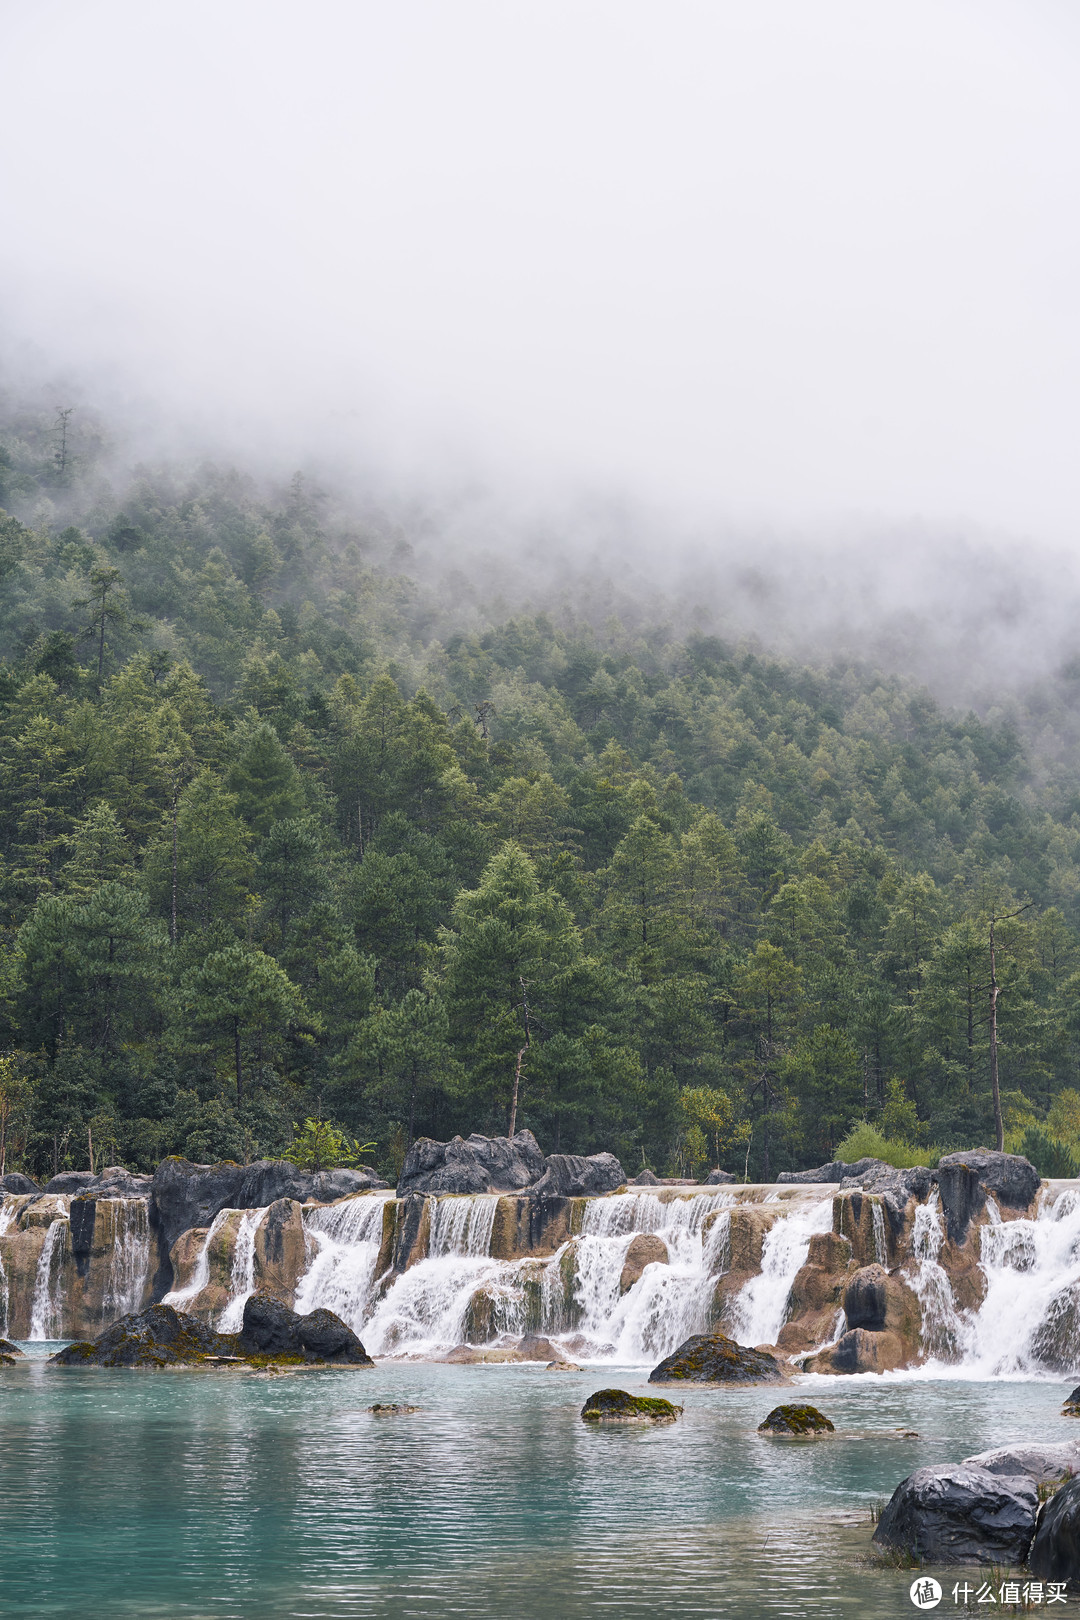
{"left": 3, "top": 0, "right": 1080, "bottom": 702}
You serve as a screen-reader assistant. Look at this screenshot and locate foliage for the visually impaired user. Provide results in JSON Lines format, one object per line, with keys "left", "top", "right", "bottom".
{"left": 2, "top": 399, "right": 1080, "bottom": 1180}
{"left": 280, "top": 1118, "right": 375, "bottom": 1173}
{"left": 833, "top": 1121, "right": 940, "bottom": 1171}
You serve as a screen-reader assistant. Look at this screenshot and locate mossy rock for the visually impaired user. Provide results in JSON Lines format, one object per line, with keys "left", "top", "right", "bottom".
{"left": 0, "top": 1338, "right": 24, "bottom": 1358}
{"left": 649, "top": 1331, "right": 784, "bottom": 1385}
{"left": 369, "top": 1403, "right": 421, "bottom": 1414}
{"left": 580, "top": 1388, "right": 682, "bottom": 1423}
{"left": 758, "top": 1404, "right": 835, "bottom": 1436}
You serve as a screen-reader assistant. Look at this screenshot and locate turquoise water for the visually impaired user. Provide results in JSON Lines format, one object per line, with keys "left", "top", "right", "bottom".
{"left": 0, "top": 1355, "right": 1077, "bottom": 1619}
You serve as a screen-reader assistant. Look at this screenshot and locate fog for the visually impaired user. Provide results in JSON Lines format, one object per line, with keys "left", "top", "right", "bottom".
{"left": 3, "top": 0, "right": 1080, "bottom": 697}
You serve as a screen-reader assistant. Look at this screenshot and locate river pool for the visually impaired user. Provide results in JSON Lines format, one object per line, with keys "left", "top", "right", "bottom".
{"left": 0, "top": 1353, "right": 1076, "bottom": 1619}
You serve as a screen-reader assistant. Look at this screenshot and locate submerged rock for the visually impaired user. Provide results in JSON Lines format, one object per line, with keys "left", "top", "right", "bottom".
{"left": 758, "top": 1404, "right": 834, "bottom": 1436}
{"left": 369, "top": 1403, "right": 420, "bottom": 1414}
{"left": 872, "top": 1464, "right": 1038, "bottom": 1566}
{"left": 648, "top": 1331, "right": 784, "bottom": 1385}
{"left": 580, "top": 1388, "right": 682, "bottom": 1423}
{"left": 1029, "top": 1475, "right": 1080, "bottom": 1580}
{"left": 49, "top": 1297, "right": 374, "bottom": 1368}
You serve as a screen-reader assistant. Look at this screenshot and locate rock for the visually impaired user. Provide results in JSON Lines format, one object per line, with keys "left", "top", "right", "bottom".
{"left": 547, "top": 1360, "right": 582, "bottom": 1370}
{"left": 777, "top": 1158, "right": 887, "bottom": 1185}
{"left": 1065, "top": 1384, "right": 1080, "bottom": 1413}
{"left": 629, "top": 1170, "right": 661, "bottom": 1185}
{"left": 0, "top": 1337, "right": 23, "bottom": 1357}
{"left": 1029, "top": 1475, "right": 1080, "bottom": 1580}
{"left": 517, "top": 1333, "right": 568, "bottom": 1362}
{"left": 43, "top": 1171, "right": 99, "bottom": 1194}
{"left": 580, "top": 1388, "right": 682, "bottom": 1423}
{"left": 49, "top": 1304, "right": 237, "bottom": 1366}
{"left": 0, "top": 1173, "right": 39, "bottom": 1195}
{"left": 442, "top": 1344, "right": 527, "bottom": 1363}
{"left": 963, "top": 1444, "right": 1080, "bottom": 1485}
{"left": 933, "top": 1151, "right": 1041, "bottom": 1245}
{"left": 648, "top": 1330, "right": 785, "bottom": 1385}
{"left": 843, "top": 1264, "right": 890, "bottom": 1331}
{"left": 758, "top": 1404, "right": 834, "bottom": 1435}
{"left": 369, "top": 1403, "right": 420, "bottom": 1414}
{"left": 703, "top": 1169, "right": 736, "bottom": 1185}
{"left": 397, "top": 1131, "right": 545, "bottom": 1196}
{"left": 50, "top": 1296, "right": 373, "bottom": 1368}
{"left": 529, "top": 1152, "right": 625, "bottom": 1198}
{"left": 872, "top": 1464, "right": 1038, "bottom": 1566}
{"left": 619, "top": 1234, "right": 669, "bottom": 1293}
{"left": 150, "top": 1157, "right": 387, "bottom": 1249}
{"left": 826, "top": 1327, "right": 907, "bottom": 1374}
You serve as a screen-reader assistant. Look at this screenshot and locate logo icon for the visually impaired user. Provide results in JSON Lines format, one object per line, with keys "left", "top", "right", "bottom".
{"left": 909, "top": 1578, "right": 942, "bottom": 1609}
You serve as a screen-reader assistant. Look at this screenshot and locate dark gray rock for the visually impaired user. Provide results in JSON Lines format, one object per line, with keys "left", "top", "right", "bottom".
{"left": 396, "top": 1131, "right": 546, "bottom": 1195}
{"left": 629, "top": 1170, "right": 662, "bottom": 1185}
{"left": 0, "top": 1173, "right": 39, "bottom": 1196}
{"left": 239, "top": 1293, "right": 373, "bottom": 1364}
{"left": 1029, "top": 1475, "right": 1080, "bottom": 1580}
{"left": 529, "top": 1152, "right": 625, "bottom": 1198}
{"left": 963, "top": 1444, "right": 1080, "bottom": 1485}
{"left": 649, "top": 1331, "right": 784, "bottom": 1385}
{"left": 704, "top": 1169, "right": 736, "bottom": 1185}
{"left": 872, "top": 1464, "right": 1037, "bottom": 1565}
{"left": 844, "top": 1264, "right": 889, "bottom": 1331}
{"left": 150, "top": 1157, "right": 387, "bottom": 1248}
{"left": 777, "top": 1157, "right": 887, "bottom": 1185}
{"left": 50, "top": 1304, "right": 236, "bottom": 1366}
{"left": 932, "top": 1151, "right": 1041, "bottom": 1245}
{"left": 0, "top": 1337, "right": 23, "bottom": 1357}
{"left": 43, "top": 1171, "right": 99, "bottom": 1194}
{"left": 1065, "top": 1384, "right": 1080, "bottom": 1410}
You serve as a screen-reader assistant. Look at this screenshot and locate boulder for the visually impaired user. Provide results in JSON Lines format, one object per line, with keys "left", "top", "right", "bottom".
{"left": 1065, "top": 1384, "right": 1080, "bottom": 1414}
{"left": 619, "top": 1233, "right": 669, "bottom": 1293}
{"left": 843, "top": 1264, "right": 890, "bottom": 1331}
{"left": 150, "top": 1157, "right": 387, "bottom": 1249}
{"left": 517, "top": 1333, "right": 568, "bottom": 1362}
{"left": 50, "top": 1297, "right": 373, "bottom": 1367}
{"left": 43, "top": 1171, "right": 98, "bottom": 1194}
{"left": 703, "top": 1169, "right": 736, "bottom": 1185}
{"left": 629, "top": 1170, "right": 661, "bottom": 1186}
{"left": 1029, "top": 1475, "right": 1080, "bottom": 1580}
{"left": 0, "top": 1338, "right": 23, "bottom": 1357}
{"left": 649, "top": 1330, "right": 785, "bottom": 1385}
{"left": 529, "top": 1152, "right": 625, "bottom": 1198}
{"left": 962, "top": 1444, "right": 1080, "bottom": 1485}
{"left": 777, "top": 1158, "right": 887, "bottom": 1185}
{"left": 872, "top": 1464, "right": 1038, "bottom": 1565}
{"left": 826, "top": 1328, "right": 907, "bottom": 1374}
{"left": 580, "top": 1388, "right": 682, "bottom": 1423}
{"left": 758, "top": 1404, "right": 834, "bottom": 1435}
{"left": 396, "top": 1131, "right": 545, "bottom": 1196}
{"left": 932, "top": 1151, "right": 1040, "bottom": 1245}
{"left": 369, "top": 1403, "right": 421, "bottom": 1415}
{"left": 0, "top": 1173, "right": 39, "bottom": 1196}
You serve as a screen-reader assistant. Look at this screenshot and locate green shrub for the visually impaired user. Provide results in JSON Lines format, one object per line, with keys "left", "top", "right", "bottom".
{"left": 1017, "top": 1125, "right": 1079, "bottom": 1179}
{"left": 834, "top": 1121, "right": 938, "bottom": 1170}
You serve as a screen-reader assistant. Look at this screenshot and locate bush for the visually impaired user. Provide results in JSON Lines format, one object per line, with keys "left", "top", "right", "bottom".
{"left": 1017, "top": 1125, "right": 1079, "bottom": 1179}
{"left": 833, "top": 1121, "right": 939, "bottom": 1170}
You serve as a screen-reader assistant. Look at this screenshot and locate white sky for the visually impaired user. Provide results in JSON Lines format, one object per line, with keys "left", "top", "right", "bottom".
{"left": 3, "top": 0, "right": 1080, "bottom": 543}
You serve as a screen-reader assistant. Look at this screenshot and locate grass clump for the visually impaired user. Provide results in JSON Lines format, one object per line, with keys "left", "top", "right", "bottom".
{"left": 834, "top": 1121, "right": 939, "bottom": 1170}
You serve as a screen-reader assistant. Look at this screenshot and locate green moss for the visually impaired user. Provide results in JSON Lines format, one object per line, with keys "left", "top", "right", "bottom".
{"left": 580, "top": 1388, "right": 682, "bottom": 1423}
{"left": 758, "top": 1404, "right": 835, "bottom": 1436}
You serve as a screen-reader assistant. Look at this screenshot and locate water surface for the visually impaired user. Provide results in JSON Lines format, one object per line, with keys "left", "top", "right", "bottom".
{"left": 0, "top": 1358, "right": 1075, "bottom": 1619}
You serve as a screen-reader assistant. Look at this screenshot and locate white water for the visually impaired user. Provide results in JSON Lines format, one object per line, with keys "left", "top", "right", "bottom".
{"left": 728, "top": 1196, "right": 834, "bottom": 1347}
{"left": 295, "top": 1193, "right": 392, "bottom": 1324}
{"left": 101, "top": 1199, "right": 152, "bottom": 1320}
{"left": 0, "top": 1196, "right": 16, "bottom": 1337}
{"left": 28, "top": 1217, "right": 69, "bottom": 1340}
{"left": 162, "top": 1208, "right": 233, "bottom": 1311}
{"left": 218, "top": 1209, "right": 263, "bottom": 1332}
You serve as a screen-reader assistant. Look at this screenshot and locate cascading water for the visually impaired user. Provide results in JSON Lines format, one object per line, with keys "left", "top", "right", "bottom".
{"left": 28, "top": 1217, "right": 69, "bottom": 1340}
{"left": 101, "top": 1199, "right": 152, "bottom": 1321}
{"left": 871, "top": 1200, "right": 888, "bottom": 1265}
{"left": 218, "top": 1209, "right": 263, "bottom": 1332}
{"left": 294, "top": 1193, "right": 392, "bottom": 1326}
{"left": 162, "top": 1208, "right": 232, "bottom": 1310}
{"left": 728, "top": 1196, "right": 834, "bottom": 1347}
{"left": 905, "top": 1192, "right": 970, "bottom": 1363}
{"left": 0, "top": 1196, "right": 16, "bottom": 1337}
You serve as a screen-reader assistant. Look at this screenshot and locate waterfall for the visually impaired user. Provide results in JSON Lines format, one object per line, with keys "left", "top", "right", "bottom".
{"left": 728, "top": 1196, "right": 834, "bottom": 1347}
{"left": 905, "top": 1192, "right": 971, "bottom": 1363}
{"left": 871, "top": 1200, "right": 888, "bottom": 1265}
{"left": 429, "top": 1195, "right": 499, "bottom": 1257}
{"left": 0, "top": 1196, "right": 16, "bottom": 1337}
{"left": 28, "top": 1218, "right": 69, "bottom": 1340}
{"left": 162, "top": 1208, "right": 232, "bottom": 1310}
{"left": 101, "top": 1199, "right": 152, "bottom": 1321}
{"left": 218, "top": 1209, "right": 263, "bottom": 1332}
{"left": 294, "top": 1194, "right": 392, "bottom": 1327}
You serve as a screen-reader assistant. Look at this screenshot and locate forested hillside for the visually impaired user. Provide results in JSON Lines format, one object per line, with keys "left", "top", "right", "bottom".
{"left": 3, "top": 402, "right": 1080, "bottom": 1183}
